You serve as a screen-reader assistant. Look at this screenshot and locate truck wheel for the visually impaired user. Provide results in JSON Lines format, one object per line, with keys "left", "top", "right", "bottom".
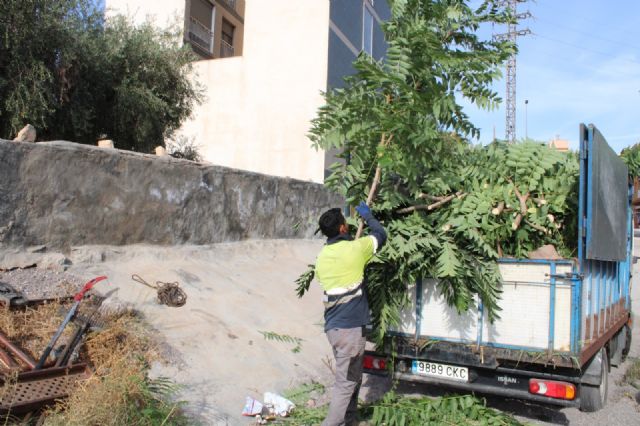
{"left": 580, "top": 348, "right": 609, "bottom": 412}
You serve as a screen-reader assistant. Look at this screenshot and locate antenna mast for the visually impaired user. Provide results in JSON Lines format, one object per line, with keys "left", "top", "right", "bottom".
{"left": 494, "top": 0, "right": 531, "bottom": 143}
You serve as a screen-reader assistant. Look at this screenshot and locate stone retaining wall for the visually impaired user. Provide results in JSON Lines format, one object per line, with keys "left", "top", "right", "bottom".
{"left": 0, "top": 140, "right": 341, "bottom": 248}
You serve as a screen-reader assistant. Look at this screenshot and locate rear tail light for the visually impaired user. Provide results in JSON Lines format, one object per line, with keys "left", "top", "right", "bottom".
{"left": 363, "top": 355, "right": 386, "bottom": 371}
{"left": 529, "top": 379, "right": 576, "bottom": 400}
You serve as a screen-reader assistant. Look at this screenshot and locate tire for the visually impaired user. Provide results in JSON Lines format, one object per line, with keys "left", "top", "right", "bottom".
{"left": 580, "top": 348, "right": 609, "bottom": 412}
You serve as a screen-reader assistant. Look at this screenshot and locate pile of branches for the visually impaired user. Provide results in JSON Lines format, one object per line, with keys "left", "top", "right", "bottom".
{"left": 297, "top": 0, "right": 580, "bottom": 345}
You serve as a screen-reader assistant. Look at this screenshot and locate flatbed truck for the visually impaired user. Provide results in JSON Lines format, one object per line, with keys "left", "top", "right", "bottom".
{"left": 364, "top": 124, "right": 633, "bottom": 411}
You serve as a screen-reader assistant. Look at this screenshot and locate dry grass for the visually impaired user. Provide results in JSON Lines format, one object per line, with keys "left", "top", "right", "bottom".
{"left": 623, "top": 357, "right": 640, "bottom": 388}
{"left": 0, "top": 302, "right": 70, "bottom": 366}
{"left": 0, "top": 301, "right": 189, "bottom": 425}
{"left": 0, "top": 280, "right": 79, "bottom": 367}
{"left": 44, "top": 311, "right": 176, "bottom": 425}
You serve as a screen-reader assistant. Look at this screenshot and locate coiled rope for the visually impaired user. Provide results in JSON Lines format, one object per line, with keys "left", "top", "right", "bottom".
{"left": 131, "top": 274, "right": 187, "bottom": 307}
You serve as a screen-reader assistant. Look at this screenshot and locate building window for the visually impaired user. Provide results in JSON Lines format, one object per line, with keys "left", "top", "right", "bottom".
{"left": 219, "top": 0, "right": 237, "bottom": 11}
{"left": 188, "top": 0, "right": 214, "bottom": 55}
{"left": 220, "top": 18, "right": 235, "bottom": 57}
{"left": 363, "top": 3, "right": 374, "bottom": 55}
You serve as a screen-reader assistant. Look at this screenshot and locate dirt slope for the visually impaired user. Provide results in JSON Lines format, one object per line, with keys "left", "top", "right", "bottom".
{"left": 68, "top": 239, "right": 334, "bottom": 425}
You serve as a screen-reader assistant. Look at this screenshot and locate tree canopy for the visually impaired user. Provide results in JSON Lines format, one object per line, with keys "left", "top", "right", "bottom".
{"left": 297, "top": 0, "right": 581, "bottom": 345}
{"left": 621, "top": 143, "right": 640, "bottom": 178}
{"left": 0, "top": 0, "right": 202, "bottom": 151}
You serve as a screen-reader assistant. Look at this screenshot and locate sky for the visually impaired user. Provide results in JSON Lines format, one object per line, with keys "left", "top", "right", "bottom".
{"left": 464, "top": 0, "right": 640, "bottom": 153}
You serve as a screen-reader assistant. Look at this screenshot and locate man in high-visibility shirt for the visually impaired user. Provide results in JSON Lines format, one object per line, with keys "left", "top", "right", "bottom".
{"left": 315, "top": 202, "right": 387, "bottom": 426}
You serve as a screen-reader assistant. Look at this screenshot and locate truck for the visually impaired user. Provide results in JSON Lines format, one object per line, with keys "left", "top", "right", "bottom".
{"left": 363, "top": 124, "right": 634, "bottom": 412}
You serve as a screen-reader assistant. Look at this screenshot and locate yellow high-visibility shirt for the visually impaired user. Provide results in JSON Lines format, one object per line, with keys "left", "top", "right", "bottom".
{"left": 315, "top": 236, "right": 376, "bottom": 293}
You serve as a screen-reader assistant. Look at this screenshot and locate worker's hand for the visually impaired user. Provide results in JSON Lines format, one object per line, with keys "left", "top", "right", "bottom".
{"left": 355, "top": 201, "right": 371, "bottom": 217}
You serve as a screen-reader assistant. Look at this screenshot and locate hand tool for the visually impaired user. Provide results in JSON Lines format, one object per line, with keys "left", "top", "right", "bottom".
{"left": 35, "top": 276, "right": 107, "bottom": 369}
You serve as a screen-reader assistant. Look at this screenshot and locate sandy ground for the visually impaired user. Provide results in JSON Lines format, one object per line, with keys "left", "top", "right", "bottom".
{"left": 2, "top": 237, "right": 639, "bottom": 425}
{"left": 61, "top": 239, "right": 335, "bottom": 425}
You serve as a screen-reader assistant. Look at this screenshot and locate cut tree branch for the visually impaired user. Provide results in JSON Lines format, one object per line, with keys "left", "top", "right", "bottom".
{"left": 418, "top": 193, "right": 447, "bottom": 201}
{"left": 491, "top": 202, "right": 505, "bottom": 216}
{"left": 396, "top": 191, "right": 465, "bottom": 214}
{"left": 510, "top": 180, "right": 530, "bottom": 231}
{"left": 355, "top": 133, "right": 393, "bottom": 238}
{"left": 525, "top": 220, "right": 549, "bottom": 235}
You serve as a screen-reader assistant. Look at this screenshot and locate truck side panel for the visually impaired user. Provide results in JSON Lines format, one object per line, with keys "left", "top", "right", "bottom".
{"left": 394, "top": 281, "right": 479, "bottom": 343}
{"left": 577, "top": 124, "right": 633, "bottom": 363}
{"left": 483, "top": 262, "right": 573, "bottom": 352}
{"left": 579, "top": 204, "right": 632, "bottom": 363}
{"left": 392, "top": 262, "right": 574, "bottom": 354}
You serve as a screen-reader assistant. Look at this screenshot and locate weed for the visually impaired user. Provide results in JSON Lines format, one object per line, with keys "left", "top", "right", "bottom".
{"left": 259, "top": 330, "right": 304, "bottom": 353}
{"left": 282, "top": 382, "right": 328, "bottom": 426}
{"left": 282, "top": 383, "right": 525, "bottom": 426}
{"left": 364, "top": 392, "right": 524, "bottom": 426}
{"left": 622, "top": 357, "right": 640, "bottom": 389}
{"left": 166, "top": 135, "right": 202, "bottom": 162}
{"left": 43, "top": 312, "right": 191, "bottom": 425}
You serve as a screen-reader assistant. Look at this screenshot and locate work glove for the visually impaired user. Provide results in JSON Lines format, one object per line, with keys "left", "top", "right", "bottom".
{"left": 355, "top": 201, "right": 372, "bottom": 218}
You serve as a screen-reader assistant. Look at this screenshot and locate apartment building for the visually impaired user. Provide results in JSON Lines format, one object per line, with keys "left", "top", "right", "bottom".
{"left": 106, "top": 0, "right": 244, "bottom": 59}
{"left": 106, "top": 0, "right": 390, "bottom": 183}
{"left": 186, "top": 0, "right": 244, "bottom": 59}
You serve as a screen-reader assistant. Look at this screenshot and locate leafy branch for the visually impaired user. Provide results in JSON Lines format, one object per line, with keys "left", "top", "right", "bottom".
{"left": 259, "top": 331, "right": 304, "bottom": 353}
{"left": 295, "top": 264, "right": 315, "bottom": 298}
{"left": 299, "top": 1, "right": 579, "bottom": 348}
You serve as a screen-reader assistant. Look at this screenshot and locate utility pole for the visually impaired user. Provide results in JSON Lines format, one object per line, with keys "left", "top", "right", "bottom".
{"left": 494, "top": 0, "right": 531, "bottom": 143}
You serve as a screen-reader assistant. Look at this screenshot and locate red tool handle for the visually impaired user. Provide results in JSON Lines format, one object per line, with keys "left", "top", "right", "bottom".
{"left": 74, "top": 276, "right": 108, "bottom": 301}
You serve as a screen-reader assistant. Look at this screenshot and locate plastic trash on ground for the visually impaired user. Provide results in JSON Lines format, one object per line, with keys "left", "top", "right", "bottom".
{"left": 241, "top": 396, "right": 263, "bottom": 417}
{"left": 263, "top": 391, "right": 296, "bottom": 417}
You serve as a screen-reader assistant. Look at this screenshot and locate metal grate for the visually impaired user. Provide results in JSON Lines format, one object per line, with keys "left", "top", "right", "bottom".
{"left": 0, "top": 364, "right": 90, "bottom": 414}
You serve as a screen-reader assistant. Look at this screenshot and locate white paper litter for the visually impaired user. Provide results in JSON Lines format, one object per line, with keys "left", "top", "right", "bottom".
{"left": 263, "top": 391, "right": 296, "bottom": 417}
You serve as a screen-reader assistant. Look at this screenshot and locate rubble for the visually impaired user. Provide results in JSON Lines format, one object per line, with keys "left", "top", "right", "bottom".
{"left": 13, "top": 124, "right": 36, "bottom": 143}
{"left": 97, "top": 139, "right": 114, "bottom": 148}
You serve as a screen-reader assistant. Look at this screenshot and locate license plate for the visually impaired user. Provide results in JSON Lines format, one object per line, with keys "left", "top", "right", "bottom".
{"left": 411, "top": 360, "right": 469, "bottom": 382}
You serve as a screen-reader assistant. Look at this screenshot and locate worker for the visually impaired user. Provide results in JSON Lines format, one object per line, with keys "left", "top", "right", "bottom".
{"left": 315, "top": 202, "right": 387, "bottom": 426}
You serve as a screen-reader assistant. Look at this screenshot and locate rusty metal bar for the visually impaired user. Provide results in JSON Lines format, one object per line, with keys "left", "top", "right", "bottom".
{"left": 0, "top": 363, "right": 91, "bottom": 415}
{"left": 0, "top": 346, "right": 18, "bottom": 369}
{"left": 580, "top": 311, "right": 629, "bottom": 365}
{"left": 0, "top": 330, "right": 36, "bottom": 370}
{"left": 2, "top": 295, "right": 75, "bottom": 310}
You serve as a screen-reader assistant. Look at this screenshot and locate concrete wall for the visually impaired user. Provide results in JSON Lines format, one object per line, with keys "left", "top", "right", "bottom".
{"left": 0, "top": 140, "right": 342, "bottom": 248}
{"left": 178, "top": 0, "right": 330, "bottom": 183}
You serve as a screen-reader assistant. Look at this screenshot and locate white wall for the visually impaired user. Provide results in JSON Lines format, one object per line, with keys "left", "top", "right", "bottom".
{"left": 106, "top": 0, "right": 330, "bottom": 183}
{"left": 105, "top": 0, "right": 184, "bottom": 28}
{"left": 180, "top": 0, "right": 329, "bottom": 183}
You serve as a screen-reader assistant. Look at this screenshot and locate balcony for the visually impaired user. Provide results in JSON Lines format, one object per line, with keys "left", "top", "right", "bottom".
{"left": 220, "top": 39, "right": 234, "bottom": 58}
{"left": 188, "top": 17, "right": 214, "bottom": 55}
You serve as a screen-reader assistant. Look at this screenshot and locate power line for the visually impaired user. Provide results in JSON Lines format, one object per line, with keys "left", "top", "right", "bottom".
{"left": 534, "top": 16, "right": 639, "bottom": 50}
{"left": 536, "top": 1, "right": 640, "bottom": 38}
{"left": 532, "top": 33, "right": 640, "bottom": 67}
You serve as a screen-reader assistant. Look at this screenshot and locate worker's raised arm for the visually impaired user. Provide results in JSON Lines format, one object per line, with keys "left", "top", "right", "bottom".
{"left": 355, "top": 201, "right": 387, "bottom": 251}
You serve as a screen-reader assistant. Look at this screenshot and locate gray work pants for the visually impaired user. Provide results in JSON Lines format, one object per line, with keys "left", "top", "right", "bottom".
{"left": 322, "top": 326, "right": 366, "bottom": 426}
